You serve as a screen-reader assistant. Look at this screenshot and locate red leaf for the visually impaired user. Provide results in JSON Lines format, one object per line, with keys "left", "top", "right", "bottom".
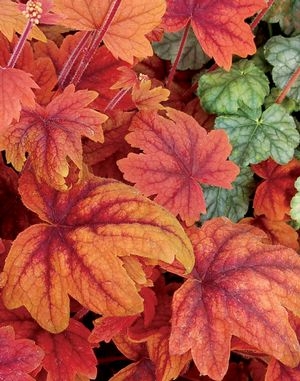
{"left": 110, "top": 358, "right": 156, "bottom": 381}
{"left": 0, "top": 67, "right": 38, "bottom": 127}
{"left": 118, "top": 108, "right": 239, "bottom": 225}
{"left": 169, "top": 218, "right": 300, "bottom": 380}
{"left": 0, "top": 325, "right": 44, "bottom": 381}
{"left": 162, "top": 0, "right": 266, "bottom": 70}
{"left": 1, "top": 84, "right": 107, "bottom": 190}
{"left": 1, "top": 168, "right": 194, "bottom": 333}
{"left": 252, "top": 158, "right": 300, "bottom": 221}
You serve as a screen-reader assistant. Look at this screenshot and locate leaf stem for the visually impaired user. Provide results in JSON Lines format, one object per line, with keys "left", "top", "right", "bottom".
{"left": 7, "top": 20, "right": 33, "bottom": 68}
{"left": 275, "top": 66, "right": 300, "bottom": 104}
{"left": 57, "top": 31, "right": 93, "bottom": 88}
{"left": 104, "top": 88, "right": 130, "bottom": 112}
{"left": 166, "top": 20, "right": 191, "bottom": 87}
{"left": 250, "top": 0, "right": 276, "bottom": 30}
{"left": 70, "top": 0, "right": 122, "bottom": 87}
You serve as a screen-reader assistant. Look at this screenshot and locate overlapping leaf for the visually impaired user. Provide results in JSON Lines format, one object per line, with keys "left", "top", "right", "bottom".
{"left": 265, "top": 35, "right": 300, "bottom": 101}
{"left": 0, "top": 84, "right": 107, "bottom": 190}
{"left": 162, "top": 0, "right": 266, "bottom": 70}
{"left": 291, "top": 177, "right": 300, "bottom": 225}
{"left": 215, "top": 104, "right": 300, "bottom": 166}
{"left": 1, "top": 168, "right": 194, "bottom": 333}
{"left": 0, "top": 325, "right": 44, "bottom": 381}
{"left": 118, "top": 108, "right": 239, "bottom": 225}
{"left": 169, "top": 218, "right": 300, "bottom": 380}
{"left": 252, "top": 158, "right": 300, "bottom": 220}
{"left": 198, "top": 60, "right": 269, "bottom": 114}
{"left": 53, "top": 0, "right": 166, "bottom": 63}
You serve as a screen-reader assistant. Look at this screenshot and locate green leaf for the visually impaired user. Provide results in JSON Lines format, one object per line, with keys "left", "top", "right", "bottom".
{"left": 215, "top": 104, "right": 299, "bottom": 167}
{"left": 291, "top": 177, "right": 300, "bottom": 224}
{"left": 264, "top": 0, "right": 300, "bottom": 35}
{"left": 200, "top": 167, "right": 255, "bottom": 223}
{"left": 197, "top": 60, "right": 269, "bottom": 115}
{"left": 264, "top": 35, "right": 300, "bottom": 102}
{"left": 152, "top": 28, "right": 210, "bottom": 70}
{"left": 264, "top": 88, "right": 300, "bottom": 113}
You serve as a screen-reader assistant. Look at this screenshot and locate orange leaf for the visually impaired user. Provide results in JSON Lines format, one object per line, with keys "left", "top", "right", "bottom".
{"left": 169, "top": 218, "right": 300, "bottom": 380}
{"left": 252, "top": 158, "right": 300, "bottom": 221}
{"left": 110, "top": 358, "right": 156, "bottom": 381}
{"left": 132, "top": 79, "right": 170, "bottom": 111}
{"left": 0, "top": 67, "right": 38, "bottom": 127}
{"left": 118, "top": 108, "right": 239, "bottom": 225}
{"left": 1, "top": 168, "right": 194, "bottom": 333}
{"left": 0, "top": 325, "right": 44, "bottom": 381}
{"left": 0, "top": 84, "right": 107, "bottom": 190}
{"left": 162, "top": 0, "right": 266, "bottom": 70}
{"left": 53, "top": 0, "right": 166, "bottom": 63}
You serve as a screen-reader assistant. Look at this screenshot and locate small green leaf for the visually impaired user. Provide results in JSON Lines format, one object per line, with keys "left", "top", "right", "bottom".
{"left": 215, "top": 104, "right": 299, "bottom": 167}
{"left": 291, "top": 177, "right": 300, "bottom": 224}
{"left": 197, "top": 60, "right": 269, "bottom": 114}
{"left": 264, "top": 35, "right": 300, "bottom": 102}
{"left": 264, "top": 0, "right": 300, "bottom": 35}
{"left": 264, "top": 88, "right": 300, "bottom": 113}
{"left": 200, "top": 167, "right": 255, "bottom": 223}
{"left": 152, "top": 28, "right": 210, "bottom": 70}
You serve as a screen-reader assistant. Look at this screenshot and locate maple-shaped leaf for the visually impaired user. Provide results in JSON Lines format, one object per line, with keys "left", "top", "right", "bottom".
{"left": 53, "top": 0, "right": 166, "bottom": 63}
{"left": 201, "top": 167, "right": 255, "bottom": 223}
{"left": 118, "top": 108, "right": 239, "bottom": 225}
{"left": 0, "top": 67, "right": 39, "bottom": 127}
{"left": 132, "top": 80, "right": 170, "bottom": 111}
{"left": 0, "top": 325, "right": 44, "bottom": 381}
{"left": 265, "top": 35, "right": 300, "bottom": 101}
{"left": 215, "top": 104, "right": 300, "bottom": 167}
{"left": 198, "top": 60, "right": 269, "bottom": 115}
{"left": 152, "top": 27, "right": 210, "bottom": 70}
{"left": 110, "top": 358, "right": 156, "bottom": 381}
{"left": 162, "top": 0, "right": 266, "bottom": 70}
{"left": 0, "top": 84, "right": 107, "bottom": 190}
{"left": 169, "top": 217, "right": 300, "bottom": 380}
{"left": 1, "top": 168, "right": 194, "bottom": 333}
{"left": 252, "top": 158, "right": 300, "bottom": 220}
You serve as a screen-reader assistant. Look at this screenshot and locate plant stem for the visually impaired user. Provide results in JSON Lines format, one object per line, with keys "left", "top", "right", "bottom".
{"left": 166, "top": 20, "right": 191, "bottom": 87}
{"left": 57, "top": 31, "right": 93, "bottom": 88}
{"left": 104, "top": 88, "right": 130, "bottom": 112}
{"left": 250, "top": 0, "right": 276, "bottom": 30}
{"left": 7, "top": 20, "right": 33, "bottom": 68}
{"left": 70, "top": 0, "right": 122, "bottom": 87}
{"left": 275, "top": 66, "right": 300, "bottom": 104}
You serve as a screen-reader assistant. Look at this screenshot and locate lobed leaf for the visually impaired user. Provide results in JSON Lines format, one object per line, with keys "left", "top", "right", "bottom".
{"left": 215, "top": 104, "right": 300, "bottom": 167}
{"left": 169, "top": 218, "right": 300, "bottom": 380}
{"left": 198, "top": 60, "right": 269, "bottom": 115}
{"left": 1, "top": 169, "right": 194, "bottom": 333}
{"left": 265, "top": 35, "right": 300, "bottom": 101}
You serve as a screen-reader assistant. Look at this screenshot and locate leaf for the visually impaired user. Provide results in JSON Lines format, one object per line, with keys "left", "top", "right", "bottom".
{"left": 132, "top": 80, "right": 170, "bottom": 111}
{"left": 169, "top": 218, "right": 300, "bottom": 380}
{"left": 1, "top": 168, "right": 194, "bottom": 333}
{"left": 201, "top": 167, "right": 255, "bottom": 223}
{"left": 252, "top": 158, "right": 300, "bottom": 220}
{"left": 118, "top": 108, "right": 239, "bottom": 226}
{"left": 198, "top": 60, "right": 269, "bottom": 115}
{"left": 0, "top": 67, "right": 39, "bottom": 127}
{"left": 0, "top": 0, "right": 46, "bottom": 42}
{"left": 0, "top": 84, "right": 107, "bottom": 190}
{"left": 264, "top": 0, "right": 300, "bottom": 35}
{"left": 264, "top": 35, "right": 300, "bottom": 102}
{"left": 53, "top": 0, "right": 166, "bottom": 63}
{"left": 215, "top": 104, "right": 300, "bottom": 167}
{"left": 110, "top": 358, "right": 156, "bottom": 381}
{"left": 152, "top": 27, "right": 210, "bottom": 70}
{"left": 291, "top": 177, "right": 300, "bottom": 224}
{"left": 162, "top": 0, "right": 266, "bottom": 70}
{"left": 0, "top": 325, "right": 44, "bottom": 381}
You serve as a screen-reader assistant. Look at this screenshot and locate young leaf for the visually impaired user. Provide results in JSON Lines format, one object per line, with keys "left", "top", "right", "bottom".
{"left": 252, "top": 158, "right": 300, "bottom": 221}
{"left": 53, "top": 0, "right": 166, "bottom": 63}
{"left": 1, "top": 169, "right": 194, "bottom": 333}
{"left": 152, "top": 27, "right": 210, "bottom": 70}
{"left": 162, "top": 0, "right": 266, "bottom": 70}
{"left": 265, "top": 35, "right": 300, "bottom": 101}
{"left": 215, "top": 104, "right": 300, "bottom": 167}
{"left": 198, "top": 60, "right": 269, "bottom": 115}
{"left": 0, "top": 325, "right": 44, "bottom": 381}
{"left": 0, "top": 67, "right": 39, "bottom": 127}
{"left": 118, "top": 108, "right": 239, "bottom": 226}
{"left": 201, "top": 167, "right": 255, "bottom": 223}
{"left": 1, "top": 84, "right": 107, "bottom": 190}
{"left": 132, "top": 80, "right": 170, "bottom": 111}
{"left": 169, "top": 218, "right": 300, "bottom": 380}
